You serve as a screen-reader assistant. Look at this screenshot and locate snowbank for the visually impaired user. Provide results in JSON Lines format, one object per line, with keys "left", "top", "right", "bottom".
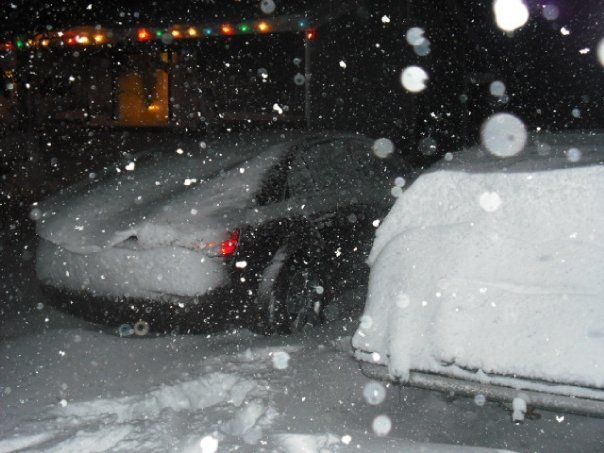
{"left": 0, "top": 343, "right": 284, "bottom": 452}
{"left": 353, "top": 133, "right": 604, "bottom": 391}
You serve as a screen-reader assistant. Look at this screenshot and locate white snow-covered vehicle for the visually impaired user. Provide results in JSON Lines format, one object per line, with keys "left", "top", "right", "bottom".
{"left": 353, "top": 132, "right": 604, "bottom": 418}
{"left": 35, "top": 131, "right": 410, "bottom": 334}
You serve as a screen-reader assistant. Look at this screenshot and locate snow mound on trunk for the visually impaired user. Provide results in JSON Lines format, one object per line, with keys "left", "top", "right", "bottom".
{"left": 353, "top": 133, "right": 604, "bottom": 390}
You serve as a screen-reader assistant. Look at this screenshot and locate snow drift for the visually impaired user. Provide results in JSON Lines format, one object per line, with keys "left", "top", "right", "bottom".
{"left": 35, "top": 133, "right": 294, "bottom": 254}
{"left": 353, "top": 132, "right": 604, "bottom": 392}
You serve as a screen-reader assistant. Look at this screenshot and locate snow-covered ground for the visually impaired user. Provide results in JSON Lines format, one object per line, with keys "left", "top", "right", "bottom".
{"left": 1, "top": 230, "right": 603, "bottom": 452}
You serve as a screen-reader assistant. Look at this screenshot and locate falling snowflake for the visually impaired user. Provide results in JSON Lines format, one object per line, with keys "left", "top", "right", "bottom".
{"left": 272, "top": 351, "right": 291, "bottom": 370}
{"left": 481, "top": 113, "right": 527, "bottom": 157}
{"left": 199, "top": 435, "right": 219, "bottom": 453}
{"left": 390, "top": 186, "right": 404, "bottom": 198}
{"left": 372, "top": 138, "right": 394, "bottom": 158}
{"left": 363, "top": 381, "right": 387, "bottom": 405}
{"left": 260, "top": 0, "right": 276, "bottom": 14}
{"left": 29, "top": 208, "right": 42, "bottom": 221}
{"left": 566, "top": 147, "right": 582, "bottom": 163}
{"left": 372, "top": 415, "right": 392, "bottom": 436}
{"left": 293, "top": 73, "right": 306, "bottom": 85}
{"left": 493, "top": 0, "right": 529, "bottom": 32}
{"left": 405, "top": 27, "right": 426, "bottom": 46}
{"left": 479, "top": 191, "right": 503, "bottom": 212}
{"left": 489, "top": 80, "right": 506, "bottom": 97}
{"left": 400, "top": 66, "right": 428, "bottom": 93}
{"left": 474, "top": 394, "right": 487, "bottom": 406}
{"left": 541, "top": 4, "right": 559, "bottom": 21}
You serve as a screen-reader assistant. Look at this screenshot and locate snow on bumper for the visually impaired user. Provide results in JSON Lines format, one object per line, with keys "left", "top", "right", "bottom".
{"left": 36, "top": 238, "right": 228, "bottom": 300}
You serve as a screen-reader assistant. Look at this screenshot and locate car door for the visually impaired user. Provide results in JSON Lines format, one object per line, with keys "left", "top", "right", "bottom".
{"left": 237, "top": 144, "right": 328, "bottom": 291}
{"left": 293, "top": 139, "right": 373, "bottom": 277}
{"left": 235, "top": 151, "right": 294, "bottom": 297}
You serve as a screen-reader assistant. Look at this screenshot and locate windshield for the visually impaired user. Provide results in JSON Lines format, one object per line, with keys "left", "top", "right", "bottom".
{"left": 1, "top": 1, "right": 602, "bottom": 452}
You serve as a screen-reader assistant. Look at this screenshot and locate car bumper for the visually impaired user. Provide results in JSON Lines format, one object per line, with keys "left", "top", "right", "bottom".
{"left": 360, "top": 361, "right": 604, "bottom": 418}
{"left": 36, "top": 238, "right": 229, "bottom": 301}
{"left": 40, "top": 282, "right": 258, "bottom": 333}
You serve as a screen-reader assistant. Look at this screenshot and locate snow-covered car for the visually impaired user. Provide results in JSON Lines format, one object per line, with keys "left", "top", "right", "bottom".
{"left": 35, "top": 131, "right": 410, "bottom": 334}
{"left": 352, "top": 132, "right": 604, "bottom": 418}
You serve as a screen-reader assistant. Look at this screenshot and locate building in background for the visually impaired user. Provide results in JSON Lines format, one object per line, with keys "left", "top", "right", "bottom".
{"left": 0, "top": 0, "right": 601, "bottom": 151}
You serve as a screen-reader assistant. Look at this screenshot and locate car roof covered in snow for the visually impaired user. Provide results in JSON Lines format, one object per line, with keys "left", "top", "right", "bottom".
{"left": 433, "top": 131, "right": 604, "bottom": 174}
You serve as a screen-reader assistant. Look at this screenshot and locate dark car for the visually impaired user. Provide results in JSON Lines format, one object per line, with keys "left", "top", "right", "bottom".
{"left": 35, "top": 131, "right": 411, "bottom": 335}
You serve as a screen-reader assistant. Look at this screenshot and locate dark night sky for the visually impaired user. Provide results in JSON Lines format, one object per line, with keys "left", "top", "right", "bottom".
{"left": 1, "top": 0, "right": 601, "bottom": 133}
{"left": 0, "top": 0, "right": 318, "bottom": 34}
{"left": 1, "top": 0, "right": 601, "bottom": 41}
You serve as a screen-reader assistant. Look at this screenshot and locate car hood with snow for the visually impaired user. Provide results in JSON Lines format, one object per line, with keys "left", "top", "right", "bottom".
{"left": 353, "top": 132, "right": 604, "bottom": 406}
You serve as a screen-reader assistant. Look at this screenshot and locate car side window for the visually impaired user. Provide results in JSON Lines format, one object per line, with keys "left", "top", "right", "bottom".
{"left": 255, "top": 160, "right": 288, "bottom": 206}
{"left": 286, "top": 152, "right": 315, "bottom": 197}
{"left": 347, "top": 138, "right": 404, "bottom": 189}
{"left": 302, "top": 140, "right": 350, "bottom": 190}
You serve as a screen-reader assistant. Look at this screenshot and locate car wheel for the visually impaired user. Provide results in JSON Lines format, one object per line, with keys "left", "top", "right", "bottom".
{"left": 134, "top": 319, "right": 151, "bottom": 336}
{"left": 283, "top": 267, "right": 325, "bottom": 332}
{"left": 256, "top": 248, "right": 325, "bottom": 335}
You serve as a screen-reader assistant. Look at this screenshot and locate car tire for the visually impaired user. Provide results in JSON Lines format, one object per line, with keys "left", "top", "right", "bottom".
{"left": 255, "top": 246, "right": 326, "bottom": 335}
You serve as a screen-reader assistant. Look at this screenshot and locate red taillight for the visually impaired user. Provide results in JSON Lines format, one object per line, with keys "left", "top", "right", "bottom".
{"left": 220, "top": 230, "right": 240, "bottom": 256}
